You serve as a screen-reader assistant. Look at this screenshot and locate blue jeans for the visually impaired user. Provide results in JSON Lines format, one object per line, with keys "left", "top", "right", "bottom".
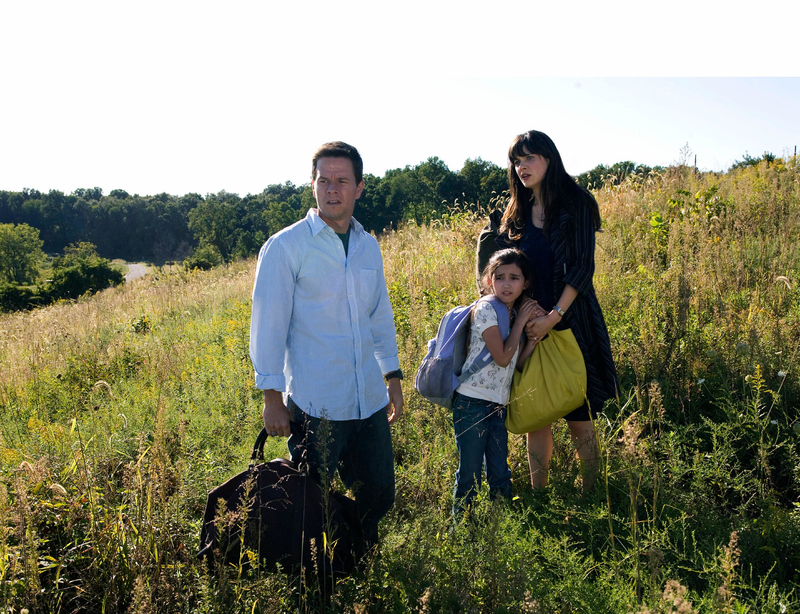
{"left": 452, "top": 392, "right": 512, "bottom": 513}
{"left": 287, "top": 397, "right": 395, "bottom": 547}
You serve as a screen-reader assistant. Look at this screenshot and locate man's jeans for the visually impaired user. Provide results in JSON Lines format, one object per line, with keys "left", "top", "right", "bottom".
{"left": 287, "top": 397, "right": 395, "bottom": 547}
{"left": 452, "top": 392, "right": 512, "bottom": 513}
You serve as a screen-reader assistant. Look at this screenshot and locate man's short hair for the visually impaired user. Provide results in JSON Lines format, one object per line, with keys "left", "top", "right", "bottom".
{"left": 311, "top": 142, "right": 363, "bottom": 184}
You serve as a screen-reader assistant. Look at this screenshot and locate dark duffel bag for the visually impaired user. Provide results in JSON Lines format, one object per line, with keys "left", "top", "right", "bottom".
{"left": 197, "top": 424, "right": 364, "bottom": 578}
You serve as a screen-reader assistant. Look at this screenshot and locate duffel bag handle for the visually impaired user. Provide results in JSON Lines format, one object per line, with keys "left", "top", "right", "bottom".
{"left": 250, "top": 421, "right": 305, "bottom": 466}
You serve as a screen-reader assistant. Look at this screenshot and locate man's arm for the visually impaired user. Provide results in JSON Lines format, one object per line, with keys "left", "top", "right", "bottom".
{"left": 250, "top": 237, "right": 295, "bottom": 433}
{"left": 366, "top": 243, "right": 403, "bottom": 424}
{"left": 368, "top": 245, "right": 403, "bottom": 423}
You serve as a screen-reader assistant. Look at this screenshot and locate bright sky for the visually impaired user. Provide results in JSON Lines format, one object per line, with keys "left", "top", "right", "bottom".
{"left": 2, "top": 1, "right": 798, "bottom": 198}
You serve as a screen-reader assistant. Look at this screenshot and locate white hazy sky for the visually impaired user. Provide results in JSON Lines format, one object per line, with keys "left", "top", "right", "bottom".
{"left": 2, "top": 1, "right": 798, "bottom": 197}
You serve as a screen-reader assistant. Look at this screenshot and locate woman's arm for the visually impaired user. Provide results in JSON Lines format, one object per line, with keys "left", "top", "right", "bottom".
{"left": 525, "top": 198, "right": 595, "bottom": 341}
{"left": 525, "top": 283, "right": 578, "bottom": 341}
{"left": 561, "top": 197, "right": 597, "bottom": 294}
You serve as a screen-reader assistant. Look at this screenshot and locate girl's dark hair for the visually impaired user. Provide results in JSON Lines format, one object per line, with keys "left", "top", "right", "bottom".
{"left": 480, "top": 248, "right": 532, "bottom": 306}
{"left": 502, "top": 130, "right": 601, "bottom": 240}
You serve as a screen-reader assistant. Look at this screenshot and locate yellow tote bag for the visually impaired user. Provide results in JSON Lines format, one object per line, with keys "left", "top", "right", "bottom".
{"left": 506, "top": 328, "right": 587, "bottom": 434}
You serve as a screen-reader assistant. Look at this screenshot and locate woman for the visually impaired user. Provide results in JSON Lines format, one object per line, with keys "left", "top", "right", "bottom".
{"left": 477, "top": 130, "right": 619, "bottom": 492}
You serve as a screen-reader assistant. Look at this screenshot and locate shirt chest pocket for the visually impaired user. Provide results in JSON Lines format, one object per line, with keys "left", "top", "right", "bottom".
{"left": 354, "top": 268, "right": 378, "bottom": 307}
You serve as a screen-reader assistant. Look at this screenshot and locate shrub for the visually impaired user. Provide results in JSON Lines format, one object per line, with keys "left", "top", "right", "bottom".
{"left": 0, "top": 282, "right": 44, "bottom": 312}
{"left": 184, "top": 243, "right": 224, "bottom": 270}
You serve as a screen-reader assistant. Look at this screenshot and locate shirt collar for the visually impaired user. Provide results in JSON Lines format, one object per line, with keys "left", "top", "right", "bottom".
{"left": 306, "top": 208, "right": 364, "bottom": 236}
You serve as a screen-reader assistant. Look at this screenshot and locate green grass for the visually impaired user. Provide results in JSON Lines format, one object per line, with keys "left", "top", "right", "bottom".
{"left": 1, "top": 158, "right": 799, "bottom": 613}
{"left": 111, "top": 259, "right": 130, "bottom": 276}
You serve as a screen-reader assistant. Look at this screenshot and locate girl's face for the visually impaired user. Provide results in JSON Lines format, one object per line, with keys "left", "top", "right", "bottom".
{"left": 490, "top": 263, "right": 528, "bottom": 308}
{"left": 513, "top": 147, "right": 549, "bottom": 193}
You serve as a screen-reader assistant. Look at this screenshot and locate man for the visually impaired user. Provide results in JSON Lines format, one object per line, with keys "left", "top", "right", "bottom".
{"left": 249, "top": 141, "right": 404, "bottom": 547}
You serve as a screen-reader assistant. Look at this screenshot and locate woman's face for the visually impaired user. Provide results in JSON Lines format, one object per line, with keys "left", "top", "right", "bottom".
{"left": 513, "top": 147, "right": 549, "bottom": 193}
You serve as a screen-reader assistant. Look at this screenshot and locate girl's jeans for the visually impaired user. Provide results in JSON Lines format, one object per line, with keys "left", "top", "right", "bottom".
{"left": 452, "top": 392, "right": 512, "bottom": 514}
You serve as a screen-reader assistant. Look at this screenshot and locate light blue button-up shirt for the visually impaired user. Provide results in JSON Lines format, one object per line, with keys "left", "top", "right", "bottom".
{"left": 249, "top": 209, "right": 400, "bottom": 421}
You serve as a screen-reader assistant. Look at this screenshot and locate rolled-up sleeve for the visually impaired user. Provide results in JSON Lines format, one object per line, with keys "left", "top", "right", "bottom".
{"left": 250, "top": 237, "right": 295, "bottom": 390}
{"left": 562, "top": 204, "right": 596, "bottom": 294}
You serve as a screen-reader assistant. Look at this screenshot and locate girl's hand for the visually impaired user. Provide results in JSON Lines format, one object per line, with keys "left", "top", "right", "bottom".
{"left": 483, "top": 298, "right": 539, "bottom": 368}
{"left": 517, "top": 299, "right": 538, "bottom": 323}
{"left": 528, "top": 299, "right": 548, "bottom": 318}
{"left": 518, "top": 298, "right": 547, "bottom": 320}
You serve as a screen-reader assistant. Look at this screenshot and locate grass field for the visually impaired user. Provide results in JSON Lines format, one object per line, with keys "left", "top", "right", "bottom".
{"left": 1, "top": 158, "right": 799, "bottom": 613}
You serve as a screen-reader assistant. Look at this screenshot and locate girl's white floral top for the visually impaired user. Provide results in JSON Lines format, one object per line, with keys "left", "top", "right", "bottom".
{"left": 455, "top": 300, "right": 519, "bottom": 405}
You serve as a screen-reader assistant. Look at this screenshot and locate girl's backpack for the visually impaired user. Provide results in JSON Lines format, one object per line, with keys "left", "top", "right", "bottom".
{"left": 414, "top": 295, "right": 510, "bottom": 409}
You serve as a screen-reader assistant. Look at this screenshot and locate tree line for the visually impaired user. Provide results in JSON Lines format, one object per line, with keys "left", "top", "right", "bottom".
{"left": 0, "top": 157, "right": 511, "bottom": 266}
{"left": 7, "top": 151, "right": 760, "bottom": 313}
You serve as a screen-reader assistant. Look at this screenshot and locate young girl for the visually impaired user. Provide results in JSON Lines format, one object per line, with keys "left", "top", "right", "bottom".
{"left": 452, "top": 248, "right": 541, "bottom": 514}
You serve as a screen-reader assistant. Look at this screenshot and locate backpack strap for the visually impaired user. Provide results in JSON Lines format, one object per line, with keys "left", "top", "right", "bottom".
{"left": 456, "top": 295, "right": 511, "bottom": 383}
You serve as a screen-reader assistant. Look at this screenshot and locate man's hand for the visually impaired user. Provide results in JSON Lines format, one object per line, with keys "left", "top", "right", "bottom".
{"left": 386, "top": 378, "right": 404, "bottom": 424}
{"left": 263, "top": 389, "right": 292, "bottom": 437}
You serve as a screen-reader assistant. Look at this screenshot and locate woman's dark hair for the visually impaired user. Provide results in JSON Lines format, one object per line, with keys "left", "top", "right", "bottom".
{"left": 480, "top": 248, "right": 532, "bottom": 306}
{"left": 502, "top": 130, "right": 601, "bottom": 240}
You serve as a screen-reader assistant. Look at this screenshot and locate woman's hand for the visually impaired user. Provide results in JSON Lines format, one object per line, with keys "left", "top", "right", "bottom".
{"left": 525, "top": 313, "right": 558, "bottom": 344}
{"left": 525, "top": 285, "right": 578, "bottom": 345}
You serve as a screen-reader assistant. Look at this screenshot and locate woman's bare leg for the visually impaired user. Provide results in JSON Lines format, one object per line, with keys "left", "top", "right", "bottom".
{"left": 526, "top": 426, "right": 553, "bottom": 488}
{"left": 567, "top": 420, "right": 598, "bottom": 493}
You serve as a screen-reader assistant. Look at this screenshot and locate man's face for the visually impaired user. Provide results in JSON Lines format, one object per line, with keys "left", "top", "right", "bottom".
{"left": 312, "top": 157, "right": 364, "bottom": 233}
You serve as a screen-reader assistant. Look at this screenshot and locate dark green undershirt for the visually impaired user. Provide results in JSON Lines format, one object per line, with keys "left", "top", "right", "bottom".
{"left": 336, "top": 229, "right": 351, "bottom": 256}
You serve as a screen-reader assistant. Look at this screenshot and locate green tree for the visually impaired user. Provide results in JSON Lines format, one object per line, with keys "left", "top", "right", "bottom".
{"left": 0, "top": 223, "right": 45, "bottom": 283}
{"left": 458, "top": 158, "right": 507, "bottom": 209}
{"left": 730, "top": 151, "right": 776, "bottom": 171}
{"left": 385, "top": 170, "right": 428, "bottom": 221}
{"left": 357, "top": 173, "right": 401, "bottom": 233}
{"left": 183, "top": 242, "right": 224, "bottom": 270}
{"left": 575, "top": 161, "right": 663, "bottom": 190}
{"left": 261, "top": 191, "right": 306, "bottom": 237}
{"left": 48, "top": 242, "right": 124, "bottom": 300}
{"left": 575, "top": 163, "right": 610, "bottom": 189}
{"left": 187, "top": 191, "right": 243, "bottom": 261}
{"left": 61, "top": 241, "right": 101, "bottom": 262}
{"left": 416, "top": 156, "right": 463, "bottom": 213}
